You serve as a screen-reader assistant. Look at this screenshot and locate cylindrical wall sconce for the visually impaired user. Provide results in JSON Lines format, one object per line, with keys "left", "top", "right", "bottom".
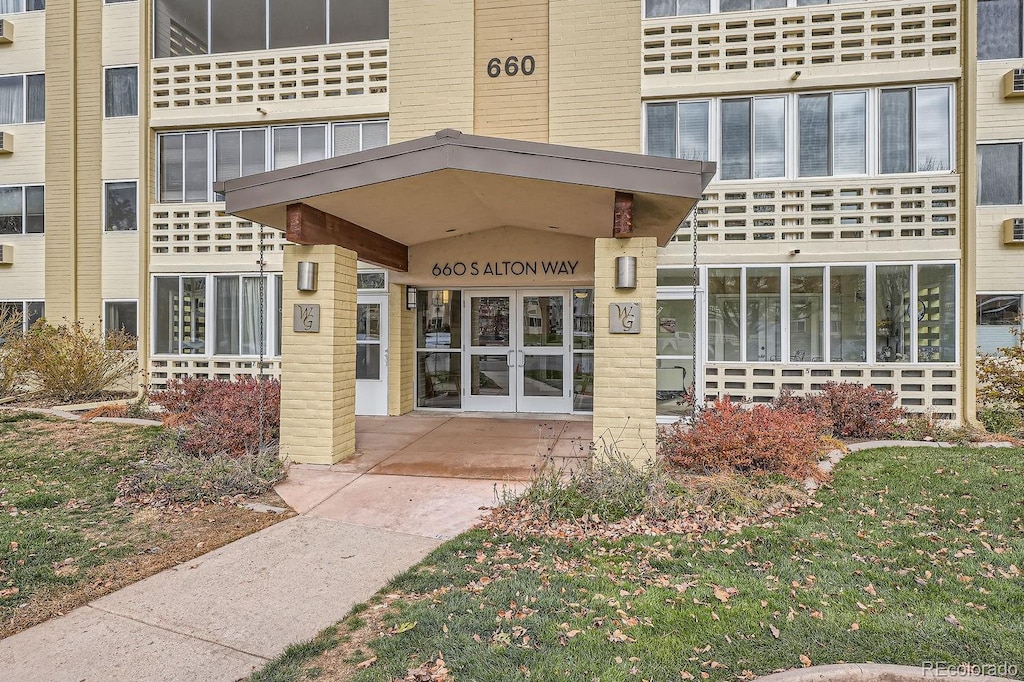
{"left": 297, "top": 261, "right": 318, "bottom": 292}
{"left": 615, "top": 255, "right": 637, "bottom": 289}
{"left": 406, "top": 285, "right": 418, "bottom": 310}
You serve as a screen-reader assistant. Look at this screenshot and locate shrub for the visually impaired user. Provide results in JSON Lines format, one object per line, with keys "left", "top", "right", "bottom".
{"left": 3, "top": 320, "right": 137, "bottom": 402}
{"left": 118, "top": 440, "right": 286, "bottom": 506}
{"left": 772, "top": 382, "right": 903, "bottom": 439}
{"left": 0, "top": 307, "right": 24, "bottom": 397}
{"left": 659, "top": 396, "right": 832, "bottom": 482}
{"left": 978, "top": 403, "right": 1022, "bottom": 436}
{"left": 150, "top": 377, "right": 281, "bottom": 458}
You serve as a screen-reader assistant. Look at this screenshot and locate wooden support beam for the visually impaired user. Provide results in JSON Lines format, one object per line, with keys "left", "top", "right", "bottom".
{"left": 286, "top": 203, "right": 409, "bottom": 272}
{"left": 613, "top": 191, "right": 634, "bottom": 238}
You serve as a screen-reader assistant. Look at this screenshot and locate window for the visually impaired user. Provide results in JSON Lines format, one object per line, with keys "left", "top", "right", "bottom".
{"left": 0, "top": 74, "right": 45, "bottom": 124}
{"left": 977, "top": 293, "right": 1023, "bottom": 355}
{"left": 978, "top": 143, "right": 1023, "bottom": 206}
{"left": 706, "top": 264, "right": 955, "bottom": 364}
{"left": 158, "top": 121, "right": 387, "bottom": 202}
{"left": 647, "top": 86, "right": 953, "bottom": 179}
{"left": 656, "top": 294, "right": 695, "bottom": 416}
{"left": 104, "top": 301, "right": 138, "bottom": 349}
{"left": 0, "top": 301, "right": 44, "bottom": 340}
{"left": 0, "top": 1, "right": 45, "bottom": 15}
{"left": 978, "top": 0, "right": 1023, "bottom": 60}
{"left": 0, "top": 185, "right": 44, "bottom": 235}
{"left": 644, "top": 0, "right": 861, "bottom": 18}
{"left": 573, "top": 289, "right": 595, "bottom": 411}
{"left": 153, "top": 0, "right": 388, "bottom": 58}
{"left": 104, "top": 182, "right": 138, "bottom": 231}
{"left": 416, "top": 290, "right": 462, "bottom": 408}
{"left": 155, "top": 274, "right": 279, "bottom": 357}
{"left": 879, "top": 86, "right": 951, "bottom": 174}
{"left": 104, "top": 66, "right": 138, "bottom": 118}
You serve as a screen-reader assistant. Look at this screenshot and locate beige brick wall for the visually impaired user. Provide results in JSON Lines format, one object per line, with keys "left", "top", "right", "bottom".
{"left": 549, "top": 0, "right": 641, "bottom": 152}
{"left": 387, "top": 282, "right": 416, "bottom": 415}
{"left": 474, "top": 0, "right": 549, "bottom": 141}
{"left": 0, "top": 11, "right": 46, "bottom": 74}
{"left": 280, "top": 245, "right": 358, "bottom": 464}
{"left": 976, "top": 61, "right": 1024, "bottom": 141}
{"left": 389, "top": 0, "right": 474, "bottom": 142}
{"left": 0, "top": 237, "right": 45, "bottom": 301}
{"left": 592, "top": 237, "right": 658, "bottom": 460}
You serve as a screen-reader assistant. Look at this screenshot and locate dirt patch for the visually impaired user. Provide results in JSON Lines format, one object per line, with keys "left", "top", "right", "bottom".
{"left": 1, "top": 492, "right": 293, "bottom": 639}
{"left": 0, "top": 391, "right": 136, "bottom": 410}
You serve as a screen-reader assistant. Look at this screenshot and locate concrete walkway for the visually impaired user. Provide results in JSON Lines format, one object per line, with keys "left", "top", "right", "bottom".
{"left": 0, "top": 415, "right": 566, "bottom": 682}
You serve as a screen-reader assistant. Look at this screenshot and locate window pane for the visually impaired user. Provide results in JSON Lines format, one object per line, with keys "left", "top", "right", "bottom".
{"left": 214, "top": 131, "right": 241, "bottom": 182}
{"left": 0, "top": 187, "right": 23, "bottom": 235}
{"left": 790, "top": 267, "right": 824, "bottom": 362}
{"left": 833, "top": 91, "right": 867, "bottom": 175}
{"left": 300, "top": 125, "right": 327, "bottom": 163}
{"left": 753, "top": 0, "right": 786, "bottom": 7}
{"left": 708, "top": 268, "right": 741, "bottom": 361}
{"left": 274, "top": 275, "right": 283, "bottom": 356}
{"left": 977, "top": 143, "right": 1022, "bottom": 205}
{"left": 645, "top": 0, "right": 674, "bottom": 17}
{"left": 573, "top": 353, "right": 594, "bottom": 412}
{"left": 105, "top": 301, "right": 138, "bottom": 348}
{"left": 241, "top": 130, "right": 267, "bottom": 177}
{"left": 240, "top": 276, "right": 265, "bottom": 355}
{"left": 721, "top": 99, "right": 751, "bottom": 180}
{"left": 25, "top": 74, "right": 44, "bottom": 123}
{"left": 215, "top": 276, "right": 239, "bottom": 355}
{"left": 105, "top": 67, "right": 138, "bottom": 117}
{"left": 798, "top": 94, "right": 830, "bottom": 178}
{"left": 363, "top": 121, "right": 388, "bottom": 150}
{"left": 181, "top": 277, "right": 207, "bottom": 354}
{"left": 678, "top": 0, "right": 711, "bottom": 13}
{"left": 211, "top": 0, "right": 265, "bottom": 53}
{"left": 329, "top": 0, "right": 388, "bottom": 44}
{"left": 333, "top": 123, "right": 361, "bottom": 156}
{"left": 104, "top": 182, "right": 138, "bottom": 231}
{"left": 154, "top": 277, "right": 180, "bottom": 354}
{"left": 917, "top": 265, "right": 956, "bottom": 362}
{"left": 678, "top": 101, "right": 709, "bottom": 161}
{"left": 183, "top": 133, "right": 209, "bottom": 202}
{"left": 916, "top": 87, "right": 951, "bottom": 172}
{"left": 417, "top": 290, "right": 461, "bottom": 349}
{"left": 657, "top": 268, "right": 699, "bottom": 286}
{"left": 356, "top": 271, "right": 386, "bottom": 289}
{"left": 977, "top": 294, "right": 1021, "bottom": 354}
{"left": 657, "top": 357, "right": 694, "bottom": 417}
{"left": 746, "top": 267, "right": 781, "bottom": 361}
{"left": 159, "top": 134, "right": 184, "bottom": 202}
{"left": 273, "top": 127, "right": 300, "bottom": 169}
{"left": 25, "top": 186, "right": 44, "bottom": 234}
{"left": 572, "top": 289, "right": 594, "bottom": 350}
{"left": 646, "top": 103, "right": 676, "bottom": 158}
{"left": 25, "top": 301, "right": 43, "bottom": 327}
{"left": 0, "top": 76, "right": 24, "bottom": 125}
{"left": 720, "top": 0, "right": 750, "bottom": 10}
{"left": 880, "top": 89, "right": 912, "bottom": 174}
{"left": 154, "top": 0, "right": 209, "bottom": 57}
{"left": 357, "top": 303, "right": 381, "bottom": 341}
{"left": 754, "top": 98, "right": 785, "bottom": 178}
{"left": 657, "top": 298, "right": 695, "bottom": 356}
{"left": 269, "top": 0, "right": 326, "bottom": 49}
{"left": 978, "top": 0, "right": 1023, "bottom": 60}
{"left": 417, "top": 352, "right": 461, "bottom": 408}
{"left": 829, "top": 266, "right": 866, "bottom": 362}
{"left": 357, "top": 345, "right": 381, "bottom": 380}
{"left": 875, "top": 265, "right": 912, "bottom": 362}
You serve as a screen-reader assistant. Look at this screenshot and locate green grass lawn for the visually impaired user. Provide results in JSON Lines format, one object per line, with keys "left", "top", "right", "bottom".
{"left": 254, "top": 445, "right": 1024, "bottom": 681}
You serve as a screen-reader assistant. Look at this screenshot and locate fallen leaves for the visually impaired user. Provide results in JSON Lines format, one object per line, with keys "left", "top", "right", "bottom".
{"left": 799, "top": 654, "right": 812, "bottom": 667}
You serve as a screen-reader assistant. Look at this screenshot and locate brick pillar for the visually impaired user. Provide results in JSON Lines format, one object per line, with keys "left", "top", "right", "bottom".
{"left": 280, "top": 245, "right": 357, "bottom": 464}
{"left": 388, "top": 282, "right": 417, "bottom": 415}
{"left": 592, "top": 237, "right": 658, "bottom": 462}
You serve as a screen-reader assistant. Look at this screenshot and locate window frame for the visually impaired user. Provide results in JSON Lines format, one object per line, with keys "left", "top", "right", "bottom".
{"left": 644, "top": 0, "right": 867, "bottom": 20}
{"left": 0, "top": 300, "right": 45, "bottom": 335}
{"left": 977, "top": 0, "right": 1024, "bottom": 61}
{"left": 0, "top": 73, "right": 46, "bottom": 125}
{"left": 701, "top": 261, "right": 959, "bottom": 365}
{"left": 150, "top": 273, "right": 281, "bottom": 359}
{"left": 976, "top": 292, "right": 1024, "bottom": 354}
{"left": 0, "top": 1, "right": 45, "bottom": 16}
{"left": 977, "top": 141, "right": 1024, "bottom": 206}
{"left": 103, "top": 64, "right": 139, "bottom": 118}
{"left": 0, "top": 184, "right": 45, "bottom": 235}
{"left": 644, "top": 85, "right": 955, "bottom": 182}
{"left": 103, "top": 299, "right": 139, "bottom": 349}
{"left": 103, "top": 180, "right": 139, "bottom": 232}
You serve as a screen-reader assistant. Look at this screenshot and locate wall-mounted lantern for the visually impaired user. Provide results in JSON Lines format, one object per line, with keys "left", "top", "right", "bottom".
{"left": 406, "top": 285, "right": 418, "bottom": 310}
{"left": 297, "top": 261, "right": 318, "bottom": 292}
{"left": 615, "top": 255, "right": 637, "bottom": 289}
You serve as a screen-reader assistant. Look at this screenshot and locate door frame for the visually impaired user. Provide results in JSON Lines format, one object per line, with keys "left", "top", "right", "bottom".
{"left": 516, "top": 289, "right": 573, "bottom": 414}
{"left": 355, "top": 291, "right": 389, "bottom": 416}
{"left": 461, "top": 289, "right": 517, "bottom": 412}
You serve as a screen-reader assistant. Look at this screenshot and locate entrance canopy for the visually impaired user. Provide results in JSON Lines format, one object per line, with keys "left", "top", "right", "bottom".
{"left": 217, "top": 129, "right": 715, "bottom": 269}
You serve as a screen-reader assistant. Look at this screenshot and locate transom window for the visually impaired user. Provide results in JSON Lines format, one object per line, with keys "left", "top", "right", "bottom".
{"left": 645, "top": 85, "right": 954, "bottom": 179}
{"left": 0, "top": 185, "right": 44, "bottom": 235}
{"left": 978, "top": 142, "right": 1024, "bottom": 206}
{"left": 153, "top": 0, "right": 388, "bottom": 58}
{"left": 0, "top": 74, "right": 45, "bottom": 125}
{"left": 645, "top": 0, "right": 865, "bottom": 19}
{"left": 978, "top": 0, "right": 1023, "bottom": 60}
{"left": 158, "top": 120, "right": 387, "bottom": 203}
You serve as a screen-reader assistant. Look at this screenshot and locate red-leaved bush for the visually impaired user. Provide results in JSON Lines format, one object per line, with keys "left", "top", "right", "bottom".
{"left": 772, "top": 382, "right": 904, "bottom": 439}
{"left": 659, "top": 397, "right": 832, "bottom": 482}
{"left": 150, "top": 377, "right": 281, "bottom": 458}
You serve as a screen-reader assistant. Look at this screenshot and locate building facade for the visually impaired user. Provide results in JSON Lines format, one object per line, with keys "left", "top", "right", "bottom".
{"left": 1, "top": 0, "right": 1021, "bottom": 451}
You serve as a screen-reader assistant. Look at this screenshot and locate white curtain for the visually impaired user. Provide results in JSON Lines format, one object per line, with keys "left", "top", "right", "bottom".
{"left": 798, "top": 94, "right": 830, "bottom": 177}
{"left": 915, "top": 86, "right": 950, "bottom": 172}
{"left": 978, "top": 0, "right": 1022, "bottom": 60}
{"left": 215, "top": 276, "right": 239, "bottom": 354}
{"left": 0, "top": 1, "right": 25, "bottom": 15}
{"left": 977, "top": 143, "right": 1022, "bottom": 206}
{"left": 240, "top": 277, "right": 265, "bottom": 356}
{"left": 646, "top": 103, "right": 676, "bottom": 158}
{"left": 678, "top": 101, "right": 709, "bottom": 161}
{"left": 0, "top": 76, "right": 23, "bottom": 125}
{"left": 753, "top": 97, "right": 785, "bottom": 178}
{"left": 833, "top": 92, "right": 866, "bottom": 175}
{"left": 879, "top": 89, "right": 912, "bottom": 174}
{"left": 721, "top": 99, "right": 751, "bottom": 180}
{"left": 105, "top": 67, "right": 138, "bottom": 117}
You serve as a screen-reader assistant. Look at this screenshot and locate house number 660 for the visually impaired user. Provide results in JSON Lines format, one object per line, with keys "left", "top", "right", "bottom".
{"left": 487, "top": 56, "right": 536, "bottom": 78}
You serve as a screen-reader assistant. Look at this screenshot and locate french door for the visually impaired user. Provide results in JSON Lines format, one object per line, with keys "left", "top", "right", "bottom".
{"left": 462, "top": 289, "right": 571, "bottom": 413}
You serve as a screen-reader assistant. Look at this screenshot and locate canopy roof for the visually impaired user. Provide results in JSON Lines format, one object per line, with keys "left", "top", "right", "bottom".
{"left": 218, "top": 129, "right": 716, "bottom": 250}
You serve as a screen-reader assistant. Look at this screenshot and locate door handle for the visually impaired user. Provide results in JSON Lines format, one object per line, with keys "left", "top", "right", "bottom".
{"left": 507, "top": 350, "right": 515, "bottom": 367}
{"left": 518, "top": 350, "right": 524, "bottom": 367}
{"left": 383, "top": 348, "right": 389, "bottom": 366}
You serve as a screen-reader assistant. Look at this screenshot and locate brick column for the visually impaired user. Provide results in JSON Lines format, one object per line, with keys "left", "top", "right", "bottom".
{"left": 592, "top": 237, "right": 658, "bottom": 462}
{"left": 280, "top": 245, "right": 357, "bottom": 464}
{"left": 388, "top": 282, "right": 417, "bottom": 415}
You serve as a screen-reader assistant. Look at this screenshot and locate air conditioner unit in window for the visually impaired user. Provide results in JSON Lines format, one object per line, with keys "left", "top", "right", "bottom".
{"left": 1003, "top": 69, "right": 1024, "bottom": 98}
{"left": 1003, "top": 218, "right": 1024, "bottom": 245}
{"left": 0, "top": 132, "right": 11, "bottom": 154}
{"left": 0, "top": 245, "right": 12, "bottom": 265}
{"left": 0, "top": 20, "right": 12, "bottom": 44}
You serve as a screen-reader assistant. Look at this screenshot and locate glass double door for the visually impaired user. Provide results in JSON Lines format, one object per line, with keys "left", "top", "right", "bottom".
{"left": 463, "top": 290, "right": 570, "bottom": 413}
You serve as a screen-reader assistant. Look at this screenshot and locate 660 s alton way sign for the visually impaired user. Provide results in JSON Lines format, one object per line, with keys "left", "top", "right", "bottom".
{"left": 431, "top": 261, "right": 580, "bottom": 277}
